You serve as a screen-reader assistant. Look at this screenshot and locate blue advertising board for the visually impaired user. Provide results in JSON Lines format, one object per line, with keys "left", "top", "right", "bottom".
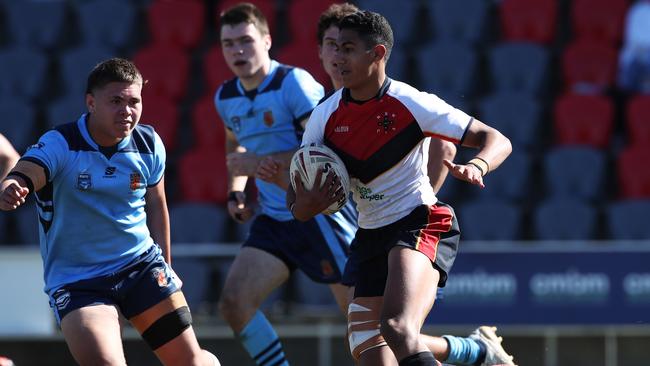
{"left": 427, "top": 246, "right": 650, "bottom": 325}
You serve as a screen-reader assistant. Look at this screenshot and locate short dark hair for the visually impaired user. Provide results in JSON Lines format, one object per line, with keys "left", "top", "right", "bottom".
{"left": 339, "top": 10, "right": 394, "bottom": 61}
{"left": 220, "top": 2, "right": 270, "bottom": 36}
{"left": 316, "top": 2, "right": 359, "bottom": 45}
{"left": 86, "top": 57, "right": 143, "bottom": 94}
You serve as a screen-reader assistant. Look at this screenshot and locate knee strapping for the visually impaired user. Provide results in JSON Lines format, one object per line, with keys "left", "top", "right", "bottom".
{"left": 141, "top": 306, "right": 192, "bottom": 350}
{"left": 347, "top": 297, "right": 387, "bottom": 360}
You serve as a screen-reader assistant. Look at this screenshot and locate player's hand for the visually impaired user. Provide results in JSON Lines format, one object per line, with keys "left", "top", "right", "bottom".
{"left": 443, "top": 159, "right": 485, "bottom": 188}
{"left": 291, "top": 168, "right": 344, "bottom": 221}
{"left": 227, "top": 191, "right": 254, "bottom": 223}
{"left": 0, "top": 181, "right": 29, "bottom": 211}
{"left": 256, "top": 156, "right": 284, "bottom": 184}
{"left": 227, "top": 151, "right": 259, "bottom": 177}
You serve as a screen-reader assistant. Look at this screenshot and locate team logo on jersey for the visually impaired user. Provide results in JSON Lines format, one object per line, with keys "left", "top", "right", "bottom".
{"left": 376, "top": 112, "right": 397, "bottom": 134}
{"left": 320, "top": 260, "right": 334, "bottom": 277}
{"left": 129, "top": 172, "right": 143, "bottom": 191}
{"left": 263, "top": 110, "right": 274, "bottom": 127}
{"left": 53, "top": 289, "right": 71, "bottom": 310}
{"left": 231, "top": 117, "right": 241, "bottom": 133}
{"left": 152, "top": 267, "right": 169, "bottom": 287}
{"left": 76, "top": 172, "right": 92, "bottom": 190}
{"left": 334, "top": 125, "right": 350, "bottom": 133}
{"left": 104, "top": 167, "right": 116, "bottom": 177}
{"left": 28, "top": 142, "right": 45, "bottom": 151}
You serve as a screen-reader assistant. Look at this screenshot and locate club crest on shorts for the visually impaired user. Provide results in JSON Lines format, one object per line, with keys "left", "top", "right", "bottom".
{"left": 320, "top": 259, "right": 334, "bottom": 277}
{"left": 53, "top": 289, "right": 71, "bottom": 310}
{"left": 263, "top": 110, "right": 274, "bottom": 127}
{"left": 76, "top": 172, "right": 92, "bottom": 190}
{"left": 152, "top": 267, "right": 169, "bottom": 287}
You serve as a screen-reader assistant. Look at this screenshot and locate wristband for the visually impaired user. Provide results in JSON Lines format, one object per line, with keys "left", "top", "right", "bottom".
{"left": 228, "top": 191, "right": 243, "bottom": 203}
{"left": 467, "top": 158, "right": 489, "bottom": 177}
{"left": 5, "top": 171, "right": 34, "bottom": 193}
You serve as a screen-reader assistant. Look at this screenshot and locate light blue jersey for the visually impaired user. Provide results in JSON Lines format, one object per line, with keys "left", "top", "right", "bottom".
{"left": 22, "top": 115, "right": 166, "bottom": 295}
{"left": 215, "top": 60, "right": 324, "bottom": 220}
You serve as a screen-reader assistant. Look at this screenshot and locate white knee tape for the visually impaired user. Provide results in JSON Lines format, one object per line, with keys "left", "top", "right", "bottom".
{"left": 347, "top": 297, "right": 387, "bottom": 360}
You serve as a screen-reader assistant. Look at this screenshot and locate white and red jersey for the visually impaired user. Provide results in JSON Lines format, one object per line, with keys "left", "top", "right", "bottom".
{"left": 302, "top": 79, "right": 473, "bottom": 229}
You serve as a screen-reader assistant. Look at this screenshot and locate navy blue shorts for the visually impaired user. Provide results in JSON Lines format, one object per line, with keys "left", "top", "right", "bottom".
{"left": 244, "top": 204, "right": 357, "bottom": 284}
{"left": 48, "top": 245, "right": 182, "bottom": 325}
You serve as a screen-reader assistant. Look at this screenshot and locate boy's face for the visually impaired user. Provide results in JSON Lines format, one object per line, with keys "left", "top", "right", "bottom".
{"left": 334, "top": 29, "right": 378, "bottom": 89}
{"left": 319, "top": 25, "right": 341, "bottom": 85}
{"left": 220, "top": 22, "right": 271, "bottom": 80}
{"left": 85, "top": 81, "right": 142, "bottom": 146}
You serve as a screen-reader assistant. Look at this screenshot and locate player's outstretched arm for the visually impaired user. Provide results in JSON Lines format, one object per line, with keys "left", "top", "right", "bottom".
{"left": 0, "top": 160, "right": 46, "bottom": 211}
{"left": 444, "top": 118, "right": 511, "bottom": 187}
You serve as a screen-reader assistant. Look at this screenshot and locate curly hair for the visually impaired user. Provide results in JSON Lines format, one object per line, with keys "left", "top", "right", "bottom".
{"left": 316, "top": 2, "right": 359, "bottom": 45}
{"left": 339, "top": 10, "right": 394, "bottom": 61}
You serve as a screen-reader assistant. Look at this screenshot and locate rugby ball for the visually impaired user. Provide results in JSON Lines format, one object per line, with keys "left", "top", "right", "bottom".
{"left": 290, "top": 144, "right": 350, "bottom": 215}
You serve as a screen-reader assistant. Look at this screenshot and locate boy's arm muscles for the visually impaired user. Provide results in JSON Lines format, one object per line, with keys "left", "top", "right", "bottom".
{"left": 460, "top": 118, "right": 512, "bottom": 172}
{"left": 1, "top": 160, "right": 48, "bottom": 192}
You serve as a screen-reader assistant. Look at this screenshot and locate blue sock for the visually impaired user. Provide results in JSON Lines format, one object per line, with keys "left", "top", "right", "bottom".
{"left": 443, "top": 335, "right": 485, "bottom": 365}
{"left": 238, "top": 311, "right": 289, "bottom": 366}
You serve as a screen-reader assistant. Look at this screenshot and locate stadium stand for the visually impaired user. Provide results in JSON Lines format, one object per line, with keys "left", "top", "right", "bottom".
{"left": 357, "top": 0, "right": 420, "bottom": 43}
{"left": 415, "top": 41, "right": 478, "bottom": 99}
{"left": 543, "top": 146, "right": 606, "bottom": 201}
{"left": 562, "top": 39, "right": 618, "bottom": 93}
{"left": 75, "top": 0, "right": 137, "bottom": 50}
{"left": 626, "top": 95, "right": 650, "bottom": 146}
{"left": 177, "top": 147, "right": 229, "bottom": 204}
{"left": 0, "top": 97, "right": 37, "bottom": 153}
{"left": 478, "top": 92, "right": 542, "bottom": 150}
{"left": 46, "top": 95, "right": 86, "bottom": 129}
{"left": 466, "top": 150, "right": 531, "bottom": 202}
{"left": 147, "top": 0, "right": 205, "bottom": 50}
{"left": 170, "top": 202, "right": 228, "bottom": 244}
{"left": 607, "top": 200, "right": 650, "bottom": 239}
{"left": 203, "top": 45, "right": 235, "bottom": 95}
{"left": 617, "top": 146, "right": 650, "bottom": 199}
{"left": 0, "top": 46, "right": 49, "bottom": 100}
{"left": 571, "top": 0, "right": 628, "bottom": 45}
{"left": 192, "top": 94, "right": 226, "bottom": 148}
{"left": 59, "top": 45, "right": 115, "bottom": 95}
{"left": 133, "top": 43, "right": 190, "bottom": 101}
{"left": 287, "top": 0, "right": 340, "bottom": 43}
{"left": 457, "top": 200, "right": 522, "bottom": 240}
{"left": 428, "top": 0, "right": 490, "bottom": 45}
{"left": 533, "top": 198, "right": 598, "bottom": 240}
{"left": 3, "top": 0, "right": 65, "bottom": 49}
{"left": 488, "top": 42, "right": 550, "bottom": 96}
{"left": 499, "top": 0, "right": 558, "bottom": 44}
{"left": 554, "top": 93, "right": 614, "bottom": 148}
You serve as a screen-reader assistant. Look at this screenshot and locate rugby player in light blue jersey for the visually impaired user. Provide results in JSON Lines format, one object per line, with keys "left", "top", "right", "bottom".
{"left": 0, "top": 58, "right": 220, "bottom": 366}
{"left": 213, "top": 4, "right": 357, "bottom": 366}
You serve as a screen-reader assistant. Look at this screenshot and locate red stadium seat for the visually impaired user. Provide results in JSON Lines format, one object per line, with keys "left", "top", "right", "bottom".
{"left": 554, "top": 93, "right": 614, "bottom": 148}
{"left": 203, "top": 45, "right": 234, "bottom": 94}
{"left": 192, "top": 94, "right": 226, "bottom": 149}
{"left": 216, "top": 0, "right": 277, "bottom": 37}
{"left": 140, "top": 90, "right": 180, "bottom": 152}
{"left": 571, "top": 0, "right": 628, "bottom": 45}
{"left": 148, "top": 0, "right": 205, "bottom": 49}
{"left": 626, "top": 95, "right": 650, "bottom": 146}
{"left": 133, "top": 43, "right": 190, "bottom": 101}
{"left": 617, "top": 146, "right": 650, "bottom": 199}
{"left": 287, "top": 0, "right": 340, "bottom": 43}
{"left": 562, "top": 40, "right": 618, "bottom": 93}
{"left": 500, "top": 0, "right": 557, "bottom": 44}
{"left": 275, "top": 40, "right": 332, "bottom": 90}
{"left": 177, "top": 147, "right": 228, "bottom": 204}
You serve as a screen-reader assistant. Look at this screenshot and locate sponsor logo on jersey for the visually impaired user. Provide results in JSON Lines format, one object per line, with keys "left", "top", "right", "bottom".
{"left": 129, "top": 172, "right": 143, "bottom": 191}
{"left": 356, "top": 186, "right": 384, "bottom": 201}
{"left": 334, "top": 125, "right": 350, "bottom": 133}
{"left": 76, "top": 172, "right": 92, "bottom": 190}
{"left": 376, "top": 112, "right": 397, "bottom": 134}
{"left": 231, "top": 117, "right": 241, "bottom": 133}
{"left": 104, "top": 167, "right": 116, "bottom": 178}
{"left": 28, "top": 142, "right": 45, "bottom": 150}
{"left": 263, "top": 110, "right": 274, "bottom": 127}
{"left": 53, "top": 289, "right": 71, "bottom": 310}
{"left": 152, "top": 267, "right": 169, "bottom": 287}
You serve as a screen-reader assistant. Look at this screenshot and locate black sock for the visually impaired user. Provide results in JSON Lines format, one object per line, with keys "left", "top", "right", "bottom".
{"left": 399, "top": 351, "right": 437, "bottom": 366}
{"left": 473, "top": 340, "right": 487, "bottom": 366}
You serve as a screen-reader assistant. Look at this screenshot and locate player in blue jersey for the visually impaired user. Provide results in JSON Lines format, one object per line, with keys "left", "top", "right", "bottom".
{"left": 289, "top": 10, "right": 516, "bottom": 366}
{"left": 0, "top": 58, "right": 220, "bottom": 366}
{"left": 0, "top": 133, "right": 19, "bottom": 181}
{"left": 213, "top": 3, "right": 357, "bottom": 366}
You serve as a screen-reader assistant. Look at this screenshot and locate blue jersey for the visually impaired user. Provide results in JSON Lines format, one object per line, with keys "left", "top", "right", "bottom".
{"left": 215, "top": 60, "right": 324, "bottom": 220}
{"left": 22, "top": 115, "right": 166, "bottom": 295}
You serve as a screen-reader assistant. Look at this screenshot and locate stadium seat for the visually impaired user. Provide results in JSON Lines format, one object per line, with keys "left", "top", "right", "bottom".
{"left": 429, "top": 0, "right": 490, "bottom": 44}
{"left": 59, "top": 45, "right": 114, "bottom": 95}
{"left": 478, "top": 92, "right": 541, "bottom": 150}
{"left": 287, "top": 0, "right": 341, "bottom": 43}
{"left": 12, "top": 199, "right": 39, "bottom": 245}
{"left": 457, "top": 200, "right": 522, "bottom": 240}
{"left": 192, "top": 95, "right": 226, "bottom": 149}
{"left": 47, "top": 95, "right": 86, "bottom": 129}
{"left": 216, "top": 0, "right": 277, "bottom": 37}
{"left": 387, "top": 44, "right": 410, "bottom": 84}
{"left": 571, "top": 0, "right": 628, "bottom": 45}
{"left": 177, "top": 147, "right": 229, "bottom": 204}
{"left": 0, "top": 46, "right": 48, "bottom": 100}
{"left": 147, "top": 0, "right": 205, "bottom": 49}
{"left": 76, "top": 0, "right": 136, "bottom": 49}
{"left": 543, "top": 147, "right": 606, "bottom": 201}
{"left": 169, "top": 202, "right": 228, "bottom": 243}
{"left": 499, "top": 0, "right": 557, "bottom": 44}
{"left": 292, "top": 271, "right": 339, "bottom": 315}
{"left": 562, "top": 40, "right": 618, "bottom": 93}
{"left": 140, "top": 91, "right": 180, "bottom": 152}
{"left": 607, "top": 200, "right": 650, "bottom": 239}
{"left": 0, "top": 209, "right": 8, "bottom": 244}
{"left": 203, "top": 45, "right": 235, "bottom": 94}
{"left": 416, "top": 41, "right": 478, "bottom": 99}
{"left": 0, "top": 97, "right": 37, "bottom": 152}
{"left": 357, "top": 0, "right": 420, "bottom": 43}
{"left": 466, "top": 150, "right": 531, "bottom": 201}
{"left": 533, "top": 199, "right": 598, "bottom": 240}
{"left": 617, "top": 146, "right": 650, "bottom": 199}
{"left": 4, "top": 0, "right": 66, "bottom": 49}
{"left": 626, "top": 95, "right": 650, "bottom": 146}
{"left": 554, "top": 93, "right": 614, "bottom": 148}
{"left": 133, "top": 43, "right": 190, "bottom": 101}
{"left": 275, "top": 41, "right": 332, "bottom": 91}
{"left": 488, "top": 42, "right": 550, "bottom": 96}
{"left": 170, "top": 257, "right": 213, "bottom": 314}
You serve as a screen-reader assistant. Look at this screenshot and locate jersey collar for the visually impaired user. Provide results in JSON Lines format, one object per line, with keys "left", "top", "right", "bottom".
{"left": 77, "top": 113, "right": 133, "bottom": 151}
{"left": 342, "top": 77, "right": 392, "bottom": 105}
{"left": 236, "top": 60, "right": 280, "bottom": 98}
